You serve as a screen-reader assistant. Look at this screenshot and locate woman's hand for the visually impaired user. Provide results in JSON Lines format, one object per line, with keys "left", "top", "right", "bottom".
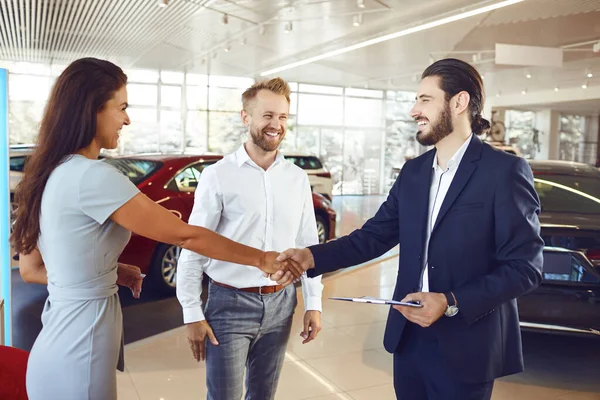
{"left": 259, "top": 251, "right": 305, "bottom": 280}
{"left": 117, "top": 263, "right": 144, "bottom": 299}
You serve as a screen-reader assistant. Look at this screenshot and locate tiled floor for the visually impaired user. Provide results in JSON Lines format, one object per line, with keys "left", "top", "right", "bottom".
{"left": 116, "top": 257, "right": 600, "bottom": 400}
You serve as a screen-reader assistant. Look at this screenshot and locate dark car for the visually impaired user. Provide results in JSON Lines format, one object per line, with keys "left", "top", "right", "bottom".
{"left": 517, "top": 160, "right": 600, "bottom": 337}
{"left": 103, "top": 154, "right": 337, "bottom": 295}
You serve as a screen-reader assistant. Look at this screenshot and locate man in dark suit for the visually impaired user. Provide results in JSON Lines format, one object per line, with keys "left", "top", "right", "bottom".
{"left": 272, "top": 58, "right": 544, "bottom": 400}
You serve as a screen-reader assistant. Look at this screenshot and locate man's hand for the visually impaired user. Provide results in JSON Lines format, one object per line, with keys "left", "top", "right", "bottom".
{"left": 270, "top": 248, "right": 315, "bottom": 286}
{"left": 300, "top": 311, "right": 322, "bottom": 344}
{"left": 116, "top": 263, "right": 144, "bottom": 299}
{"left": 259, "top": 251, "right": 305, "bottom": 279}
{"left": 186, "top": 320, "right": 219, "bottom": 362}
{"left": 393, "top": 292, "right": 448, "bottom": 328}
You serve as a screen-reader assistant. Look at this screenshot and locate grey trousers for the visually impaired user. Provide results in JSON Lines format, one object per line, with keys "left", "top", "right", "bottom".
{"left": 204, "top": 281, "right": 297, "bottom": 400}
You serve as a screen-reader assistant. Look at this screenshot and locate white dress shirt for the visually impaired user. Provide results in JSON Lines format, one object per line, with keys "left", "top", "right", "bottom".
{"left": 177, "top": 145, "right": 323, "bottom": 323}
{"left": 421, "top": 135, "right": 472, "bottom": 292}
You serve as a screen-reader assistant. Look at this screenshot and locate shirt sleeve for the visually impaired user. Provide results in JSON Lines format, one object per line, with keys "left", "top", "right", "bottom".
{"left": 78, "top": 161, "right": 140, "bottom": 224}
{"left": 176, "top": 166, "right": 223, "bottom": 323}
{"left": 297, "top": 174, "right": 323, "bottom": 313}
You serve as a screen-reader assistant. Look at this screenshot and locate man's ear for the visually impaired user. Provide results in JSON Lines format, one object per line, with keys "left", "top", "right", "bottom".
{"left": 453, "top": 91, "right": 470, "bottom": 116}
{"left": 241, "top": 109, "right": 250, "bottom": 127}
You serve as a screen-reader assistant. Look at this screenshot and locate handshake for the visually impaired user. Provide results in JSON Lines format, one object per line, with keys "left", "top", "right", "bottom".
{"left": 260, "top": 248, "right": 315, "bottom": 286}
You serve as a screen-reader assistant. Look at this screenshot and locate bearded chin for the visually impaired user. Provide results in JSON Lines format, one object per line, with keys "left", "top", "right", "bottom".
{"left": 415, "top": 104, "right": 453, "bottom": 146}
{"left": 251, "top": 128, "right": 283, "bottom": 152}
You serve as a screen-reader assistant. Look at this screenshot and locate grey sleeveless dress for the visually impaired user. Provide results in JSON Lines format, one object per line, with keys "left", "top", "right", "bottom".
{"left": 26, "top": 154, "right": 139, "bottom": 400}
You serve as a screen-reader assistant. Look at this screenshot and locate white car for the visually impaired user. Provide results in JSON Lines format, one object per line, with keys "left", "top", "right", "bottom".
{"left": 284, "top": 154, "right": 333, "bottom": 200}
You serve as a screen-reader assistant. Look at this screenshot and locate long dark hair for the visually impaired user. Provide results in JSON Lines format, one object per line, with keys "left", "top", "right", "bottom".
{"left": 11, "top": 57, "right": 127, "bottom": 254}
{"left": 422, "top": 58, "right": 490, "bottom": 135}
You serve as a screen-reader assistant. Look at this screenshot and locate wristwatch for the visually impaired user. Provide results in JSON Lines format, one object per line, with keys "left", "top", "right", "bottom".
{"left": 444, "top": 292, "right": 459, "bottom": 317}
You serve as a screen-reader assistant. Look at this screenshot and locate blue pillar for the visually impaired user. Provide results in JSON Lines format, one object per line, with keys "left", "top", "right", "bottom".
{"left": 0, "top": 68, "right": 10, "bottom": 345}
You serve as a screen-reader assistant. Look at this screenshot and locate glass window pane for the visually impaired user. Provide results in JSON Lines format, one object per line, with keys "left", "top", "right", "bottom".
{"left": 345, "top": 88, "right": 384, "bottom": 99}
{"left": 128, "top": 84, "right": 157, "bottom": 106}
{"left": 120, "top": 108, "right": 158, "bottom": 154}
{"left": 187, "top": 73, "right": 208, "bottom": 86}
{"left": 186, "top": 111, "right": 208, "bottom": 152}
{"left": 295, "top": 127, "right": 319, "bottom": 155}
{"left": 288, "top": 82, "right": 298, "bottom": 91}
{"left": 290, "top": 93, "right": 298, "bottom": 116}
{"left": 279, "top": 117, "right": 297, "bottom": 153}
{"left": 299, "top": 84, "right": 343, "bottom": 95}
{"left": 8, "top": 101, "right": 46, "bottom": 144}
{"left": 386, "top": 95, "right": 416, "bottom": 121}
{"left": 297, "top": 94, "right": 343, "bottom": 126}
{"left": 209, "top": 75, "right": 254, "bottom": 89}
{"left": 208, "top": 111, "right": 245, "bottom": 154}
{"left": 160, "top": 110, "right": 183, "bottom": 153}
{"left": 209, "top": 87, "right": 243, "bottom": 112}
{"left": 126, "top": 68, "right": 159, "bottom": 83}
{"left": 161, "top": 71, "right": 184, "bottom": 84}
{"left": 319, "top": 129, "right": 344, "bottom": 195}
{"left": 9, "top": 75, "right": 52, "bottom": 101}
{"left": 187, "top": 85, "right": 208, "bottom": 110}
{"left": 344, "top": 97, "right": 383, "bottom": 127}
{"left": 506, "top": 110, "right": 536, "bottom": 159}
{"left": 342, "top": 129, "right": 382, "bottom": 195}
{"left": 384, "top": 119, "right": 418, "bottom": 192}
{"left": 161, "top": 85, "right": 181, "bottom": 108}
{"left": 559, "top": 115, "right": 586, "bottom": 163}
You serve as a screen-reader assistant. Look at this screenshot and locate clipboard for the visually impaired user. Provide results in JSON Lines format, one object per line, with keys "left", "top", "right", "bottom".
{"left": 330, "top": 296, "right": 423, "bottom": 308}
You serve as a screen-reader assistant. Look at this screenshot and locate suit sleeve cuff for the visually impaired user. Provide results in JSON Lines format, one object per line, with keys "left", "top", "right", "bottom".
{"left": 183, "top": 306, "right": 206, "bottom": 324}
{"left": 304, "top": 296, "right": 322, "bottom": 313}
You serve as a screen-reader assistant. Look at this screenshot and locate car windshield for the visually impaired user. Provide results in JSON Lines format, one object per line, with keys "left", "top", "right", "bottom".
{"left": 533, "top": 173, "right": 600, "bottom": 214}
{"left": 284, "top": 156, "right": 323, "bottom": 170}
{"left": 103, "top": 158, "right": 163, "bottom": 185}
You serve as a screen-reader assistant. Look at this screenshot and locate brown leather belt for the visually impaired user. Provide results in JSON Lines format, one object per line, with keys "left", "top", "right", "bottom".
{"left": 210, "top": 279, "right": 285, "bottom": 295}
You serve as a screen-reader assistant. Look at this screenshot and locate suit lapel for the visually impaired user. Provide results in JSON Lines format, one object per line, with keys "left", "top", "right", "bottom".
{"left": 415, "top": 150, "right": 435, "bottom": 256}
{"left": 432, "top": 135, "right": 482, "bottom": 233}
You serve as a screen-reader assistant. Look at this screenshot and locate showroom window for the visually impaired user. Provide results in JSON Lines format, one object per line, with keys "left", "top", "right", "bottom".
{"left": 505, "top": 110, "right": 537, "bottom": 159}
{"left": 559, "top": 115, "right": 587, "bottom": 163}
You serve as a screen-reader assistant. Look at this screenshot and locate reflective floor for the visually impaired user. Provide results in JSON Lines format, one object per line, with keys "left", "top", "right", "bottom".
{"left": 10, "top": 195, "right": 600, "bottom": 399}
{"left": 116, "top": 257, "right": 600, "bottom": 400}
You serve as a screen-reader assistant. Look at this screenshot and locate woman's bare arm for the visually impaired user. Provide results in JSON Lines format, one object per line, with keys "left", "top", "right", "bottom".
{"left": 19, "top": 248, "right": 47, "bottom": 284}
{"left": 110, "top": 193, "right": 303, "bottom": 277}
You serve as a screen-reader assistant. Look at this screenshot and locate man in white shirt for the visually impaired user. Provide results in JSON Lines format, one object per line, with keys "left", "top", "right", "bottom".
{"left": 176, "top": 77, "right": 323, "bottom": 400}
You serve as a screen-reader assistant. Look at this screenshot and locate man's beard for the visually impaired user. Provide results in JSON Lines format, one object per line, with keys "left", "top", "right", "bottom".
{"left": 416, "top": 102, "right": 453, "bottom": 146}
{"left": 250, "top": 125, "right": 285, "bottom": 152}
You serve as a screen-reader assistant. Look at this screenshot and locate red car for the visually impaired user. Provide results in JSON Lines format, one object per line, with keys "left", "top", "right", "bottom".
{"left": 103, "top": 154, "right": 337, "bottom": 295}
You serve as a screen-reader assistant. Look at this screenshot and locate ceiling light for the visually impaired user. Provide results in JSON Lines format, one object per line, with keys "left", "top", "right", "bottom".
{"left": 582, "top": 82, "right": 588, "bottom": 89}
{"left": 554, "top": 86, "right": 559, "bottom": 91}
{"left": 222, "top": 14, "right": 229, "bottom": 24}
{"left": 157, "top": 0, "right": 168, "bottom": 7}
{"left": 521, "top": 89, "right": 527, "bottom": 95}
{"left": 525, "top": 72, "right": 531, "bottom": 79}
{"left": 496, "top": 92, "right": 501, "bottom": 97}
{"left": 224, "top": 45, "right": 230, "bottom": 53}
{"left": 260, "top": 0, "right": 524, "bottom": 76}
{"left": 357, "top": 0, "right": 365, "bottom": 8}
{"left": 353, "top": 13, "right": 363, "bottom": 27}
{"left": 586, "top": 70, "right": 593, "bottom": 78}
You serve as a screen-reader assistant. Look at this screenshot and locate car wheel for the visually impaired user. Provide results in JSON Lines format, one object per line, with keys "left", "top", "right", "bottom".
{"left": 150, "top": 243, "right": 181, "bottom": 295}
{"left": 316, "top": 215, "right": 329, "bottom": 244}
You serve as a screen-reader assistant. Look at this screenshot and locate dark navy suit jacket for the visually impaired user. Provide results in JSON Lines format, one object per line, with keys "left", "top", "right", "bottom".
{"left": 307, "top": 134, "right": 544, "bottom": 383}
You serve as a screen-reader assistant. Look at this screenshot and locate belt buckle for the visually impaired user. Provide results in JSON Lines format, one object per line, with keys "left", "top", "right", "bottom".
{"left": 258, "top": 286, "right": 264, "bottom": 295}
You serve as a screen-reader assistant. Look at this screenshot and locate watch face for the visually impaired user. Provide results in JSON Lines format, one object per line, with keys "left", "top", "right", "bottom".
{"left": 445, "top": 306, "right": 459, "bottom": 317}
